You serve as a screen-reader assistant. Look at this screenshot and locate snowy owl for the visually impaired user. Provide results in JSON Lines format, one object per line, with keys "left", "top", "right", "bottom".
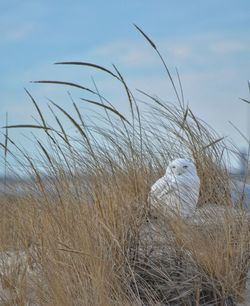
{"left": 148, "top": 158, "right": 200, "bottom": 218}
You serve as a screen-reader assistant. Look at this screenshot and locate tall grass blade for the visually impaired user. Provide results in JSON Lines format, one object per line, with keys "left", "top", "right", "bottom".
{"left": 203, "top": 137, "right": 225, "bottom": 150}
{"left": 112, "top": 64, "right": 135, "bottom": 121}
{"left": 47, "top": 104, "right": 71, "bottom": 146}
{"left": 32, "top": 80, "right": 95, "bottom": 94}
{"left": 55, "top": 62, "right": 119, "bottom": 80}
{"left": 133, "top": 24, "right": 157, "bottom": 50}
{"left": 175, "top": 67, "right": 185, "bottom": 107}
{"left": 240, "top": 98, "right": 250, "bottom": 104}
{"left": 49, "top": 100, "right": 91, "bottom": 147}
{"left": 80, "top": 98, "right": 130, "bottom": 124}
{"left": 2, "top": 124, "right": 52, "bottom": 130}
{"left": 134, "top": 24, "right": 181, "bottom": 104}
{"left": 4, "top": 112, "right": 8, "bottom": 188}
{"left": 24, "top": 88, "right": 47, "bottom": 127}
{"left": 136, "top": 89, "right": 167, "bottom": 110}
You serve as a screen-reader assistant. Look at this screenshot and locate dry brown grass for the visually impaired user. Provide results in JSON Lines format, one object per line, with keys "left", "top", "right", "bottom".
{"left": 0, "top": 27, "right": 250, "bottom": 305}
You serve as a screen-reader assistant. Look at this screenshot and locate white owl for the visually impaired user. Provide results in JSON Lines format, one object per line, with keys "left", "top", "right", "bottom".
{"left": 149, "top": 158, "right": 200, "bottom": 218}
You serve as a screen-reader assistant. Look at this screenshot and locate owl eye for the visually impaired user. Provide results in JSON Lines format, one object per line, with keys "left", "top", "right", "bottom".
{"left": 172, "top": 166, "right": 176, "bottom": 169}
{"left": 183, "top": 165, "right": 188, "bottom": 168}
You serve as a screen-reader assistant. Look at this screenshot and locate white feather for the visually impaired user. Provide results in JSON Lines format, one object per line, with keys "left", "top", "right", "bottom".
{"left": 149, "top": 158, "right": 200, "bottom": 217}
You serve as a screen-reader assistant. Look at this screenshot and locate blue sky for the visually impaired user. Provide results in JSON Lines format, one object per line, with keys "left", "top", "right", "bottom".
{"left": 1, "top": 0, "right": 250, "bottom": 171}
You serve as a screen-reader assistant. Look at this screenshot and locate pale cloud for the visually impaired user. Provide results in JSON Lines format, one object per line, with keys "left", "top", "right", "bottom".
{"left": 90, "top": 39, "right": 193, "bottom": 67}
{"left": 89, "top": 33, "right": 250, "bottom": 71}
{"left": 0, "top": 23, "right": 34, "bottom": 45}
{"left": 90, "top": 40, "right": 157, "bottom": 67}
{"left": 168, "top": 46, "right": 191, "bottom": 60}
{"left": 161, "top": 32, "right": 250, "bottom": 61}
{"left": 210, "top": 41, "right": 250, "bottom": 55}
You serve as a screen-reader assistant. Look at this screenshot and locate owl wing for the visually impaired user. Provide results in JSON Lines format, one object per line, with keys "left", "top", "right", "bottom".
{"left": 149, "top": 175, "right": 176, "bottom": 203}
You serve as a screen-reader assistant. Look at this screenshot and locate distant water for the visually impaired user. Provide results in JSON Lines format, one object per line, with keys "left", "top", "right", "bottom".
{"left": 1, "top": 175, "right": 250, "bottom": 211}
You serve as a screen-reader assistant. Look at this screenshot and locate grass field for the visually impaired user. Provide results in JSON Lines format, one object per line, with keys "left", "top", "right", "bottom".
{"left": 1, "top": 28, "right": 250, "bottom": 305}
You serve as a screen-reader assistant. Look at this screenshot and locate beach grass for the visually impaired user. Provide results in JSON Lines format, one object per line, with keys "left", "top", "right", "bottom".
{"left": 0, "top": 27, "right": 249, "bottom": 305}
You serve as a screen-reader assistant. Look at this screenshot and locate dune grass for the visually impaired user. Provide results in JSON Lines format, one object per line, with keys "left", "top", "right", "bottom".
{"left": 0, "top": 27, "right": 250, "bottom": 305}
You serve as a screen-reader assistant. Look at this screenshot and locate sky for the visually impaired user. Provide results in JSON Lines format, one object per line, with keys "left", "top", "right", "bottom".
{"left": 0, "top": 0, "right": 250, "bottom": 172}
